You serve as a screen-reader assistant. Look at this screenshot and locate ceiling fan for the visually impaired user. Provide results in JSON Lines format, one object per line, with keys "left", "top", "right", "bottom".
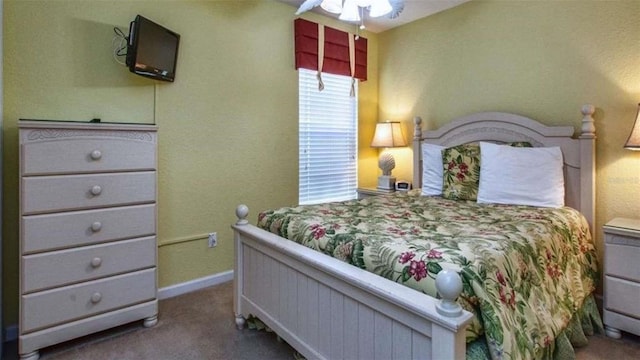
{"left": 295, "top": 0, "right": 405, "bottom": 26}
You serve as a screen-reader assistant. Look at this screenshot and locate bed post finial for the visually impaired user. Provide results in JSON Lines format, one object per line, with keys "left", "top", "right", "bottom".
{"left": 236, "top": 204, "right": 249, "bottom": 225}
{"left": 413, "top": 116, "right": 423, "bottom": 140}
{"left": 435, "top": 269, "right": 464, "bottom": 317}
{"left": 580, "top": 104, "right": 596, "bottom": 138}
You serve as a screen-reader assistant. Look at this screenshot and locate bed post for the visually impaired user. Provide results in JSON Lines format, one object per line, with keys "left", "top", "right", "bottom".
{"left": 233, "top": 204, "right": 249, "bottom": 330}
{"left": 413, "top": 116, "right": 423, "bottom": 188}
{"left": 579, "top": 104, "right": 596, "bottom": 236}
{"left": 435, "top": 269, "right": 464, "bottom": 317}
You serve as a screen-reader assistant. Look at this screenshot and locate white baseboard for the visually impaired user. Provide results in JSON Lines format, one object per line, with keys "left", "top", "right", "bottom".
{"left": 3, "top": 270, "right": 234, "bottom": 344}
{"left": 158, "top": 270, "right": 234, "bottom": 300}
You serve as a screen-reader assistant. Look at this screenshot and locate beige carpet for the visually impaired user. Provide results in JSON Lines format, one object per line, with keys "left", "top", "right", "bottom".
{"left": 5, "top": 281, "right": 640, "bottom": 360}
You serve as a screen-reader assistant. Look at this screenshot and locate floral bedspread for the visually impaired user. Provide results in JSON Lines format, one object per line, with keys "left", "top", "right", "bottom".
{"left": 257, "top": 190, "right": 598, "bottom": 360}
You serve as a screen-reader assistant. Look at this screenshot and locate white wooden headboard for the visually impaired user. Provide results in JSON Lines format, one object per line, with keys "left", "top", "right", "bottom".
{"left": 412, "top": 105, "right": 596, "bottom": 233}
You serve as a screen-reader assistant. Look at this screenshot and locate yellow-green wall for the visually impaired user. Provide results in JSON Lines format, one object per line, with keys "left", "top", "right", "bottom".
{"left": 3, "top": 0, "right": 638, "bottom": 330}
{"left": 377, "top": 1, "right": 640, "bottom": 279}
{"left": 2, "top": 0, "right": 379, "bottom": 326}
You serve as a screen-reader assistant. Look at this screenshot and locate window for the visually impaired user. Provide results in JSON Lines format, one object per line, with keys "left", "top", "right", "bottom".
{"left": 299, "top": 68, "right": 358, "bottom": 205}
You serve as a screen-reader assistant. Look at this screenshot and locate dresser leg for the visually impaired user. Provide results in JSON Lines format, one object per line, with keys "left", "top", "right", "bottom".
{"left": 20, "top": 351, "right": 39, "bottom": 360}
{"left": 143, "top": 314, "right": 158, "bottom": 328}
{"left": 605, "top": 326, "right": 622, "bottom": 339}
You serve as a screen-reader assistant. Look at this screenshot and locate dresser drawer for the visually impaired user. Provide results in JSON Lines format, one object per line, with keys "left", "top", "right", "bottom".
{"left": 21, "top": 131, "right": 156, "bottom": 176}
{"left": 605, "top": 242, "right": 640, "bottom": 280}
{"left": 21, "top": 268, "right": 156, "bottom": 333}
{"left": 22, "top": 172, "right": 156, "bottom": 215}
{"left": 605, "top": 276, "right": 640, "bottom": 319}
{"left": 22, "top": 236, "right": 156, "bottom": 293}
{"left": 22, "top": 204, "right": 156, "bottom": 254}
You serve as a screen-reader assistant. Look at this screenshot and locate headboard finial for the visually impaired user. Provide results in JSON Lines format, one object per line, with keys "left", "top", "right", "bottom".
{"left": 413, "top": 116, "right": 423, "bottom": 140}
{"left": 580, "top": 104, "right": 596, "bottom": 138}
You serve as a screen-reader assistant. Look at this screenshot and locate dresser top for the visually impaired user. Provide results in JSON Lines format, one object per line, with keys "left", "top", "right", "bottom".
{"left": 19, "top": 119, "right": 157, "bottom": 132}
{"left": 604, "top": 218, "right": 640, "bottom": 237}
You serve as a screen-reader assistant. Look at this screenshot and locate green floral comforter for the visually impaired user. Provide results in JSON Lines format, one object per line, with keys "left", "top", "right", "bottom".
{"left": 257, "top": 190, "right": 598, "bottom": 360}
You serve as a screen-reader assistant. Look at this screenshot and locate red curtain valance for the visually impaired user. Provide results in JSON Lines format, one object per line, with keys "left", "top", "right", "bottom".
{"left": 294, "top": 18, "right": 367, "bottom": 81}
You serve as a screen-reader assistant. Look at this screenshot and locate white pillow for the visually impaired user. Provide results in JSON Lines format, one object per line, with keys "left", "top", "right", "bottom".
{"left": 421, "top": 143, "right": 445, "bottom": 196}
{"left": 477, "top": 142, "right": 565, "bottom": 208}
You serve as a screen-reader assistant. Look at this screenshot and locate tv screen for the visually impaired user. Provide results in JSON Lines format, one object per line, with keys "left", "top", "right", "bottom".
{"left": 126, "top": 15, "right": 180, "bottom": 82}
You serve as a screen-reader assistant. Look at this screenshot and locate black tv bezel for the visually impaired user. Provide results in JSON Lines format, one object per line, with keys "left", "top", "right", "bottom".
{"left": 126, "top": 15, "right": 180, "bottom": 82}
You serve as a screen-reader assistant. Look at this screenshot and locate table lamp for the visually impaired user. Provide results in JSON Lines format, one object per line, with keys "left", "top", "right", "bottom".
{"left": 371, "top": 121, "right": 407, "bottom": 190}
{"left": 625, "top": 103, "right": 640, "bottom": 150}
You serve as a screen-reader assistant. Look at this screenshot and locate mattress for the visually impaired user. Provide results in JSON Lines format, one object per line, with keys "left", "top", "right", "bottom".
{"left": 257, "top": 190, "right": 598, "bottom": 360}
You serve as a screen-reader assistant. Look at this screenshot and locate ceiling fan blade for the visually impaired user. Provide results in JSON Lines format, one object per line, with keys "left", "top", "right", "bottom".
{"left": 295, "top": 0, "right": 324, "bottom": 15}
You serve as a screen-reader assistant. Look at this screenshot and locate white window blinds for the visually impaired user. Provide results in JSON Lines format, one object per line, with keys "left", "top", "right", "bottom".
{"left": 299, "top": 68, "right": 358, "bottom": 205}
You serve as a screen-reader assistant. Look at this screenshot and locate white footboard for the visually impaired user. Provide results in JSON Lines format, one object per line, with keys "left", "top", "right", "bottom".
{"left": 233, "top": 205, "right": 473, "bottom": 360}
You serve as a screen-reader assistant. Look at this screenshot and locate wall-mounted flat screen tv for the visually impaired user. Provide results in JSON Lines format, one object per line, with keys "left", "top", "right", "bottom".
{"left": 126, "top": 15, "right": 180, "bottom": 82}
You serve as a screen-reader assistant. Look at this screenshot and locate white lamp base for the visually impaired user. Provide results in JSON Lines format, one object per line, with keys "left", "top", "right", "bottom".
{"left": 377, "top": 175, "right": 396, "bottom": 190}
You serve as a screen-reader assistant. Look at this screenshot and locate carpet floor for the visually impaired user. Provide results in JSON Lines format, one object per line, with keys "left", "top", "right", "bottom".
{"left": 4, "top": 281, "right": 640, "bottom": 360}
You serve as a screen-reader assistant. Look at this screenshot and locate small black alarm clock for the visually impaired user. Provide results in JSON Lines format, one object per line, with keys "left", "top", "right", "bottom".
{"left": 395, "top": 181, "right": 412, "bottom": 191}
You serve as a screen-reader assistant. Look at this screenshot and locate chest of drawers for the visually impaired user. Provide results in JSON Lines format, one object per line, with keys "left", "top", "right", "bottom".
{"left": 603, "top": 217, "right": 640, "bottom": 339}
{"left": 18, "top": 121, "right": 158, "bottom": 360}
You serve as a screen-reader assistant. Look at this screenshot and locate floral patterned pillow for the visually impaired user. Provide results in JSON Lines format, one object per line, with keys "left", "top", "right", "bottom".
{"left": 442, "top": 143, "right": 481, "bottom": 200}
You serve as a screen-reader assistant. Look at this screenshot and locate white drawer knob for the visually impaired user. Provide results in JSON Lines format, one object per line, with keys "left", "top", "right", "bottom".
{"left": 91, "top": 221, "right": 102, "bottom": 232}
{"left": 90, "top": 150, "right": 102, "bottom": 160}
{"left": 90, "top": 257, "right": 102, "bottom": 268}
{"left": 90, "top": 185, "right": 102, "bottom": 196}
{"left": 90, "top": 292, "right": 102, "bottom": 304}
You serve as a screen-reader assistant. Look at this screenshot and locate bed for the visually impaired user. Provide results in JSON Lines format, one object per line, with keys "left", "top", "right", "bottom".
{"left": 232, "top": 105, "right": 598, "bottom": 360}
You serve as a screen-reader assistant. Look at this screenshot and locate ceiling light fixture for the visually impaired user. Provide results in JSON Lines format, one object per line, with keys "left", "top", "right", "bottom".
{"left": 296, "top": 0, "right": 404, "bottom": 27}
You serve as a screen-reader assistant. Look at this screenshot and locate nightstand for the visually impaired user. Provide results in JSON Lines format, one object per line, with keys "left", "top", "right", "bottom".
{"left": 603, "top": 218, "right": 640, "bottom": 339}
{"left": 357, "top": 187, "right": 395, "bottom": 200}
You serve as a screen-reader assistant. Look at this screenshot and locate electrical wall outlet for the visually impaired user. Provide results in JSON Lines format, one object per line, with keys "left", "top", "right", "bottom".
{"left": 208, "top": 232, "right": 217, "bottom": 248}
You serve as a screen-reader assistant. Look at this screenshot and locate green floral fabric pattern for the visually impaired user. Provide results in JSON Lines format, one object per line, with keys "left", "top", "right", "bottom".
{"left": 442, "top": 144, "right": 481, "bottom": 200}
{"left": 440, "top": 142, "right": 532, "bottom": 201}
{"left": 257, "top": 190, "right": 598, "bottom": 360}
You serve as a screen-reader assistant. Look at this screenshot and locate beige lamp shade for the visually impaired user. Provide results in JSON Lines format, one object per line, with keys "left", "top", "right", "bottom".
{"left": 371, "top": 122, "right": 407, "bottom": 148}
{"left": 625, "top": 103, "right": 640, "bottom": 150}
